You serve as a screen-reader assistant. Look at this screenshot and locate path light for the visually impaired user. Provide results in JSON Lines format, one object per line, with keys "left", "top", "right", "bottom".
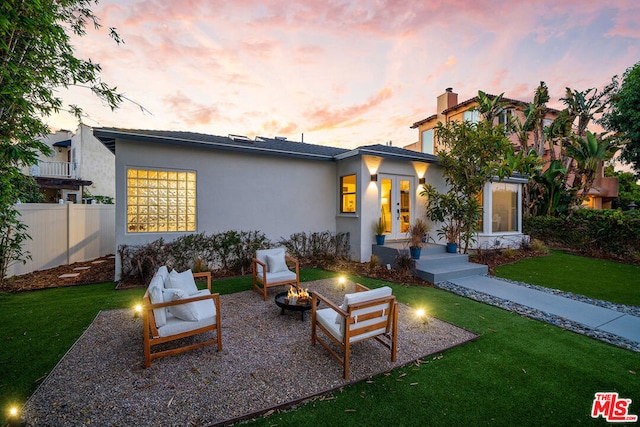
{"left": 8, "top": 405, "right": 19, "bottom": 420}
{"left": 338, "top": 276, "right": 346, "bottom": 291}
{"left": 133, "top": 303, "right": 143, "bottom": 317}
{"left": 415, "top": 308, "right": 429, "bottom": 325}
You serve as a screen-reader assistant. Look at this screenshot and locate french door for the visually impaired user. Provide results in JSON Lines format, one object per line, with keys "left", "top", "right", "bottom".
{"left": 379, "top": 175, "right": 412, "bottom": 240}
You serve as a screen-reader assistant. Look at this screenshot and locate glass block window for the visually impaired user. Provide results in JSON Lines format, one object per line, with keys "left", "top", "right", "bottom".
{"left": 126, "top": 168, "right": 196, "bottom": 233}
{"left": 340, "top": 174, "right": 357, "bottom": 213}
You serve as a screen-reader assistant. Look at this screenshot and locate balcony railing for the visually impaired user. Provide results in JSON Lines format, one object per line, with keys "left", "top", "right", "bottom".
{"left": 30, "top": 161, "right": 78, "bottom": 179}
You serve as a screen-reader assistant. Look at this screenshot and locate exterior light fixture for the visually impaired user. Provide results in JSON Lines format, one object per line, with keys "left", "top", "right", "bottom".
{"left": 415, "top": 308, "right": 428, "bottom": 325}
{"left": 8, "top": 406, "right": 19, "bottom": 419}
{"left": 133, "top": 304, "right": 143, "bottom": 317}
{"left": 419, "top": 177, "right": 426, "bottom": 185}
{"left": 338, "top": 276, "right": 346, "bottom": 291}
{"left": 370, "top": 174, "right": 378, "bottom": 182}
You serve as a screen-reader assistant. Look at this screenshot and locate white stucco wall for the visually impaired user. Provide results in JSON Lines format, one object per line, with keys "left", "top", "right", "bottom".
{"left": 74, "top": 124, "right": 115, "bottom": 199}
{"left": 337, "top": 154, "right": 438, "bottom": 263}
{"left": 114, "top": 138, "right": 337, "bottom": 279}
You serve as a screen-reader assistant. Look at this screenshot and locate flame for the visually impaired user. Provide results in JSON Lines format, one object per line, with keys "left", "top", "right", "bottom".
{"left": 287, "top": 285, "right": 310, "bottom": 303}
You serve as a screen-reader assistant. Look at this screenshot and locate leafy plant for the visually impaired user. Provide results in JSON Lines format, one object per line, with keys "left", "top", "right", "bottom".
{"left": 1, "top": 1, "right": 126, "bottom": 281}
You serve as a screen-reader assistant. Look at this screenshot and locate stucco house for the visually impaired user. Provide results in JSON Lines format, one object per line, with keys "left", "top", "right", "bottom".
{"left": 94, "top": 128, "right": 451, "bottom": 279}
{"left": 406, "top": 88, "right": 618, "bottom": 210}
{"left": 28, "top": 124, "right": 115, "bottom": 203}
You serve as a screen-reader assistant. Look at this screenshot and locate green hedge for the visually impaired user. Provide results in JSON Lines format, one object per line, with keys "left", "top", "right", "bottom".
{"left": 118, "top": 230, "right": 350, "bottom": 283}
{"left": 524, "top": 210, "right": 640, "bottom": 262}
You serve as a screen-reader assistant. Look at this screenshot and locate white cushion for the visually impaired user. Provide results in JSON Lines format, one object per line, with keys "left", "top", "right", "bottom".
{"left": 166, "top": 269, "right": 199, "bottom": 295}
{"left": 263, "top": 270, "right": 297, "bottom": 285}
{"left": 148, "top": 275, "right": 166, "bottom": 327}
{"left": 337, "top": 286, "right": 393, "bottom": 337}
{"left": 317, "top": 308, "right": 343, "bottom": 340}
{"left": 255, "top": 247, "right": 286, "bottom": 276}
{"left": 156, "top": 265, "right": 170, "bottom": 286}
{"left": 342, "top": 286, "right": 393, "bottom": 310}
{"left": 267, "top": 253, "right": 288, "bottom": 273}
{"left": 158, "top": 298, "right": 217, "bottom": 338}
{"left": 164, "top": 288, "right": 199, "bottom": 321}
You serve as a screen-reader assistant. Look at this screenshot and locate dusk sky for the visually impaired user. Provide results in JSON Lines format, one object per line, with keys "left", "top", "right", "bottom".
{"left": 50, "top": 0, "right": 639, "bottom": 150}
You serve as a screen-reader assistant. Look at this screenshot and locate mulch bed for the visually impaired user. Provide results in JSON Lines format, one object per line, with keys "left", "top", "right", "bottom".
{"left": 0, "top": 255, "right": 117, "bottom": 293}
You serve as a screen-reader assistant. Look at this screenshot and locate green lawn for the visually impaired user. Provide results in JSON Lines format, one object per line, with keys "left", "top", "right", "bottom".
{"left": 1, "top": 265, "right": 639, "bottom": 426}
{"left": 495, "top": 250, "right": 640, "bottom": 306}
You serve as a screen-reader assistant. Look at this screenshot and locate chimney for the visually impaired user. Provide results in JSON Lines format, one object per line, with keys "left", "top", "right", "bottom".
{"left": 437, "top": 87, "right": 458, "bottom": 117}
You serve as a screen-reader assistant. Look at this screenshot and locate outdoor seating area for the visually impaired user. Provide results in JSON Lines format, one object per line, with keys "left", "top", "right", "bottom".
{"left": 21, "top": 278, "right": 478, "bottom": 426}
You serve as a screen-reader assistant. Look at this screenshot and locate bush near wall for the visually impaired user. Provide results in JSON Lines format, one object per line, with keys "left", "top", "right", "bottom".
{"left": 119, "top": 230, "right": 350, "bottom": 284}
{"left": 524, "top": 210, "right": 640, "bottom": 263}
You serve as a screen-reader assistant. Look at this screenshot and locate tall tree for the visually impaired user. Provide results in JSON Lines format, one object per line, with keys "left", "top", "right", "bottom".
{"left": 565, "top": 131, "right": 619, "bottom": 201}
{"left": 523, "top": 82, "right": 550, "bottom": 157}
{"left": 600, "top": 62, "right": 640, "bottom": 177}
{"left": 422, "top": 118, "right": 514, "bottom": 253}
{"left": 0, "top": 0, "right": 124, "bottom": 281}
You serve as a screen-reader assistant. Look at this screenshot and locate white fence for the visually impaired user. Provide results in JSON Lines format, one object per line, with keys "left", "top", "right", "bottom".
{"left": 6, "top": 204, "right": 115, "bottom": 278}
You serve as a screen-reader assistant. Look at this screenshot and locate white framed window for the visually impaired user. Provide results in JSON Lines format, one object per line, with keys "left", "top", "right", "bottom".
{"left": 463, "top": 110, "right": 479, "bottom": 123}
{"left": 491, "top": 182, "right": 519, "bottom": 232}
{"left": 340, "top": 174, "right": 357, "bottom": 213}
{"left": 422, "top": 129, "right": 434, "bottom": 154}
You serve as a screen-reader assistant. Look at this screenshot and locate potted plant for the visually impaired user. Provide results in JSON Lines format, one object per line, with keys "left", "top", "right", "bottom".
{"left": 374, "top": 216, "right": 386, "bottom": 245}
{"left": 438, "top": 222, "right": 460, "bottom": 253}
{"left": 408, "top": 218, "right": 429, "bottom": 259}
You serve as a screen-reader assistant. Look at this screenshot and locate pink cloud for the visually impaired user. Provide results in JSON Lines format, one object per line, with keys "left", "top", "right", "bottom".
{"left": 307, "top": 87, "right": 393, "bottom": 131}
{"left": 163, "top": 92, "right": 221, "bottom": 125}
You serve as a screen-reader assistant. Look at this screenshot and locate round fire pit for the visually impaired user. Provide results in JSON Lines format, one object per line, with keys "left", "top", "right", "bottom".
{"left": 274, "top": 291, "right": 319, "bottom": 321}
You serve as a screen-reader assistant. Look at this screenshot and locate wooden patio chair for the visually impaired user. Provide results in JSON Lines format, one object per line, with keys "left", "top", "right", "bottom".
{"left": 252, "top": 247, "right": 300, "bottom": 301}
{"left": 311, "top": 283, "right": 398, "bottom": 379}
{"left": 143, "top": 268, "right": 222, "bottom": 367}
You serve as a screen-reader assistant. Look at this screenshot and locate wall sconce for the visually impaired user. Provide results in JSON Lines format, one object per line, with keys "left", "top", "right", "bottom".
{"left": 370, "top": 174, "right": 378, "bottom": 182}
{"left": 419, "top": 177, "right": 426, "bottom": 185}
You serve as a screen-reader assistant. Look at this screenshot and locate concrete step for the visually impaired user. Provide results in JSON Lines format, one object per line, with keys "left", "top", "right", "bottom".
{"left": 419, "top": 252, "right": 470, "bottom": 266}
{"left": 415, "top": 261, "right": 488, "bottom": 283}
{"left": 372, "top": 242, "right": 488, "bottom": 283}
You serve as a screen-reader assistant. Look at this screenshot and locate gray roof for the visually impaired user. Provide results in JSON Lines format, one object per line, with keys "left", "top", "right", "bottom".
{"left": 93, "top": 128, "right": 438, "bottom": 163}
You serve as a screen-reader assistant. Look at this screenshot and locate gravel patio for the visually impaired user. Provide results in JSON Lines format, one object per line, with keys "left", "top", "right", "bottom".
{"left": 22, "top": 278, "right": 477, "bottom": 426}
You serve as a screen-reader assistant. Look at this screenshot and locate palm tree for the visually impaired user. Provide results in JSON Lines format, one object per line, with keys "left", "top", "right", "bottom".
{"left": 565, "top": 131, "right": 619, "bottom": 201}
{"left": 476, "top": 90, "right": 506, "bottom": 124}
{"left": 523, "top": 82, "right": 550, "bottom": 157}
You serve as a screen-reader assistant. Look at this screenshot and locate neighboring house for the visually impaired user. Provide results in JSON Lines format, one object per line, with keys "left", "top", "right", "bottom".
{"left": 93, "top": 128, "right": 444, "bottom": 279}
{"left": 27, "top": 124, "right": 115, "bottom": 203}
{"left": 406, "top": 88, "right": 618, "bottom": 210}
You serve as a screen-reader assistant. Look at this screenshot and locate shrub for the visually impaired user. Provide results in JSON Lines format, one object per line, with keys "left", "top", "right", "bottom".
{"left": 524, "top": 210, "right": 640, "bottom": 262}
{"left": 279, "top": 231, "right": 350, "bottom": 265}
{"left": 119, "top": 230, "right": 350, "bottom": 284}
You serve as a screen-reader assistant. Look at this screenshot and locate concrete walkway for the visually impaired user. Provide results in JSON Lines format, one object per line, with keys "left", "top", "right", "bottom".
{"left": 446, "top": 275, "right": 640, "bottom": 350}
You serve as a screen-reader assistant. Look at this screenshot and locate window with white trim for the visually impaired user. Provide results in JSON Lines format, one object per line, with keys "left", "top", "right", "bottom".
{"left": 340, "top": 174, "right": 357, "bottom": 213}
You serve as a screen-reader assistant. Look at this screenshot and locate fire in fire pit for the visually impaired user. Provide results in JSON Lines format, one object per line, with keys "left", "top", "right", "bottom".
{"left": 286, "top": 285, "right": 310, "bottom": 305}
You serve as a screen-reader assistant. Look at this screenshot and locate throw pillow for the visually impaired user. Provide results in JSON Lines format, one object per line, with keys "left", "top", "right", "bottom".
{"left": 148, "top": 276, "right": 167, "bottom": 327}
{"left": 266, "top": 253, "right": 288, "bottom": 273}
{"left": 166, "top": 269, "right": 199, "bottom": 295}
{"left": 164, "top": 288, "right": 199, "bottom": 321}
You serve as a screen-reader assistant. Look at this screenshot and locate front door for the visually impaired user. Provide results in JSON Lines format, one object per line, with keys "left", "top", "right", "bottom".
{"left": 379, "top": 175, "right": 412, "bottom": 240}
